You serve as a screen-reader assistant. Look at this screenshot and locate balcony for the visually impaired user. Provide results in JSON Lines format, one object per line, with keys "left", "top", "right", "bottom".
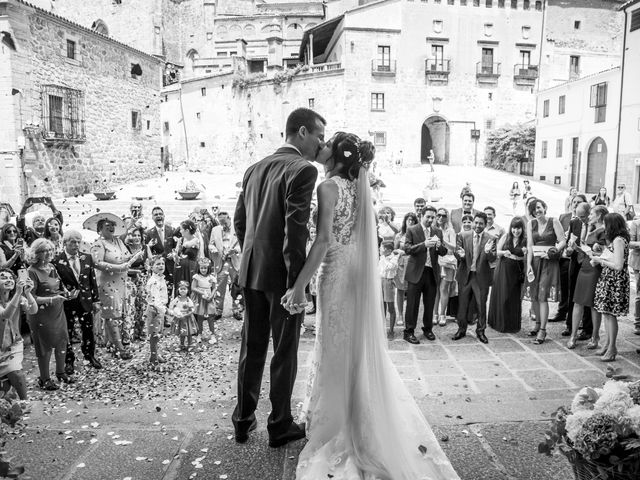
{"left": 371, "top": 60, "right": 396, "bottom": 77}
{"left": 513, "top": 63, "right": 538, "bottom": 86}
{"left": 425, "top": 58, "right": 451, "bottom": 84}
{"left": 476, "top": 62, "right": 501, "bottom": 83}
{"left": 309, "top": 61, "right": 342, "bottom": 73}
{"left": 569, "top": 69, "right": 581, "bottom": 81}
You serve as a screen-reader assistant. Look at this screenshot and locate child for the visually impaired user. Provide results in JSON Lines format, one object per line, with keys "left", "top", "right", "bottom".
{"left": 168, "top": 281, "right": 198, "bottom": 351}
{"left": 379, "top": 241, "right": 400, "bottom": 338}
{"left": 190, "top": 258, "right": 218, "bottom": 344}
{"left": 145, "top": 256, "right": 169, "bottom": 364}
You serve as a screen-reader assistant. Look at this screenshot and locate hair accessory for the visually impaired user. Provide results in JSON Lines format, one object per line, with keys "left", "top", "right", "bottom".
{"left": 178, "top": 280, "right": 190, "bottom": 288}
{"left": 197, "top": 257, "right": 211, "bottom": 266}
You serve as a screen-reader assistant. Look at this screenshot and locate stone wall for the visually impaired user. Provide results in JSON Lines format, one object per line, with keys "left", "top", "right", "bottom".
{"left": 2, "top": 0, "right": 163, "bottom": 204}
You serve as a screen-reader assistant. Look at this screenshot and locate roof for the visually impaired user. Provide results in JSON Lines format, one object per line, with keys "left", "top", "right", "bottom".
{"left": 620, "top": 0, "right": 640, "bottom": 10}
{"left": 6, "top": 0, "right": 164, "bottom": 63}
{"left": 298, "top": 14, "right": 343, "bottom": 60}
{"left": 537, "top": 66, "right": 621, "bottom": 94}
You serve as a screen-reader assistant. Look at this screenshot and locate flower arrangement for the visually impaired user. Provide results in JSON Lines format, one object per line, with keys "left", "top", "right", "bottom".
{"left": 539, "top": 380, "right": 640, "bottom": 479}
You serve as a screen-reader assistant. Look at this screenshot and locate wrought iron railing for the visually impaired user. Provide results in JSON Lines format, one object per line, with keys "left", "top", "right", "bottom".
{"left": 41, "top": 85, "right": 86, "bottom": 142}
{"left": 371, "top": 60, "right": 396, "bottom": 74}
{"left": 476, "top": 62, "right": 501, "bottom": 76}
{"left": 425, "top": 58, "right": 451, "bottom": 74}
{"left": 513, "top": 63, "right": 538, "bottom": 79}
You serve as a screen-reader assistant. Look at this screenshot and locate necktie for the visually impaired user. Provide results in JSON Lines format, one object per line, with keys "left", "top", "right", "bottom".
{"left": 425, "top": 227, "right": 432, "bottom": 267}
{"left": 70, "top": 255, "right": 80, "bottom": 280}
{"left": 472, "top": 234, "right": 480, "bottom": 270}
{"left": 158, "top": 227, "right": 164, "bottom": 247}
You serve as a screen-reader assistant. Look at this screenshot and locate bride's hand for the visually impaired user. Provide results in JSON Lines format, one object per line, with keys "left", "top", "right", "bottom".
{"left": 281, "top": 287, "right": 307, "bottom": 314}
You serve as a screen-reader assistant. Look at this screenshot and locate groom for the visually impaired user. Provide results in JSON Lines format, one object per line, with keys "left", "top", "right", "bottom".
{"left": 232, "top": 108, "right": 326, "bottom": 448}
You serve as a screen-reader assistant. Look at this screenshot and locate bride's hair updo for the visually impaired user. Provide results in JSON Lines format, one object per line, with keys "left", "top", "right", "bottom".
{"left": 331, "top": 132, "right": 376, "bottom": 180}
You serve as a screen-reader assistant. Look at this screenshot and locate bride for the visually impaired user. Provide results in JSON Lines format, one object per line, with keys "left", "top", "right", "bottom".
{"left": 282, "top": 133, "right": 459, "bottom": 480}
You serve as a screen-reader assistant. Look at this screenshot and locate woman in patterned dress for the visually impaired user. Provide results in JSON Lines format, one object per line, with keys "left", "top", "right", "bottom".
{"left": 43, "top": 217, "right": 64, "bottom": 257}
{"left": 124, "top": 226, "right": 151, "bottom": 342}
{"left": 592, "top": 213, "right": 630, "bottom": 362}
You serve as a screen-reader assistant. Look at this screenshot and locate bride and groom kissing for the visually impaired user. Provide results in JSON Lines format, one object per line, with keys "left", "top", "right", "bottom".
{"left": 232, "top": 108, "right": 459, "bottom": 479}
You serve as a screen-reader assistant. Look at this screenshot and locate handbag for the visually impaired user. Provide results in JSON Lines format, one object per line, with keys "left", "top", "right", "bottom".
{"left": 626, "top": 205, "right": 636, "bottom": 221}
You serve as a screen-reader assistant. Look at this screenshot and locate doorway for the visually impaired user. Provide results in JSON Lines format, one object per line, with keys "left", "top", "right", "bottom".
{"left": 421, "top": 116, "right": 450, "bottom": 165}
{"left": 585, "top": 137, "right": 607, "bottom": 194}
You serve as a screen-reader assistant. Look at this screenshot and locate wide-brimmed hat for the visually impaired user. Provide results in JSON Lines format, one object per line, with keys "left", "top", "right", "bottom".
{"left": 82, "top": 212, "right": 126, "bottom": 235}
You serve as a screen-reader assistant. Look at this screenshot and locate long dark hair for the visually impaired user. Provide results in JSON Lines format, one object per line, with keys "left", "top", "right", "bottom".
{"left": 505, "top": 217, "right": 526, "bottom": 248}
{"left": 43, "top": 217, "right": 63, "bottom": 239}
{"left": 330, "top": 132, "right": 375, "bottom": 180}
{"left": 401, "top": 212, "right": 418, "bottom": 234}
{"left": 603, "top": 213, "right": 630, "bottom": 243}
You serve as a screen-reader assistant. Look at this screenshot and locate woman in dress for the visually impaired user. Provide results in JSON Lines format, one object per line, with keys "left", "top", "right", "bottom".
{"left": 565, "top": 205, "right": 607, "bottom": 349}
{"left": 393, "top": 212, "right": 418, "bottom": 328}
{"left": 124, "top": 226, "right": 151, "bottom": 342}
{"left": 43, "top": 217, "right": 64, "bottom": 256}
{"left": 509, "top": 182, "right": 521, "bottom": 216}
{"left": 525, "top": 199, "right": 566, "bottom": 344}
{"left": 488, "top": 217, "right": 527, "bottom": 333}
{"left": 27, "top": 239, "right": 76, "bottom": 389}
{"left": 0, "top": 224, "right": 26, "bottom": 274}
{"left": 92, "top": 218, "right": 143, "bottom": 360}
{"left": 591, "top": 213, "right": 630, "bottom": 362}
{"left": 377, "top": 207, "right": 399, "bottom": 243}
{"left": 435, "top": 208, "right": 457, "bottom": 327}
{"left": 591, "top": 187, "right": 610, "bottom": 208}
{"left": 283, "top": 133, "right": 459, "bottom": 480}
{"left": 564, "top": 187, "right": 577, "bottom": 214}
{"left": 173, "top": 220, "right": 200, "bottom": 294}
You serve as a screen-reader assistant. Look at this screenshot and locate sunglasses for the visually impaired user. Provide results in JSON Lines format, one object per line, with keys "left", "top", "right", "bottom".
{"left": 5, "top": 230, "right": 18, "bottom": 234}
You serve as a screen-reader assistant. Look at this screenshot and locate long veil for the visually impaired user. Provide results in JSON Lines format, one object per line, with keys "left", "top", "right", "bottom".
{"left": 345, "top": 167, "right": 458, "bottom": 480}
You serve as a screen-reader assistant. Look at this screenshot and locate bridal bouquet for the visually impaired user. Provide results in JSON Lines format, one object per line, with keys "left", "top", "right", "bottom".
{"left": 538, "top": 380, "right": 640, "bottom": 479}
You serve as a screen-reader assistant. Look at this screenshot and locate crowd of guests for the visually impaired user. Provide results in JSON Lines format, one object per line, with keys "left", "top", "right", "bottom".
{"left": 0, "top": 198, "right": 243, "bottom": 395}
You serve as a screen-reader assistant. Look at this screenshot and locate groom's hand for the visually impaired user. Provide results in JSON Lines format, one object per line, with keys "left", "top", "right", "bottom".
{"left": 281, "top": 288, "right": 307, "bottom": 314}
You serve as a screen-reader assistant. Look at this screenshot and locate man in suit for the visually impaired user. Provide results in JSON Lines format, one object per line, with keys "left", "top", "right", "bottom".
{"left": 54, "top": 230, "right": 102, "bottom": 373}
{"left": 450, "top": 192, "right": 480, "bottom": 233}
{"left": 403, "top": 205, "right": 447, "bottom": 344}
{"left": 453, "top": 212, "right": 496, "bottom": 344}
{"left": 232, "top": 107, "right": 325, "bottom": 448}
{"left": 145, "top": 206, "right": 176, "bottom": 290}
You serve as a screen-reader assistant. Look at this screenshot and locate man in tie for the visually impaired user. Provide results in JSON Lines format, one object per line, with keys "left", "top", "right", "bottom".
{"left": 403, "top": 205, "right": 447, "bottom": 344}
{"left": 54, "top": 230, "right": 102, "bottom": 373}
{"left": 453, "top": 212, "right": 496, "bottom": 343}
{"left": 145, "top": 207, "right": 177, "bottom": 292}
{"left": 450, "top": 192, "right": 480, "bottom": 233}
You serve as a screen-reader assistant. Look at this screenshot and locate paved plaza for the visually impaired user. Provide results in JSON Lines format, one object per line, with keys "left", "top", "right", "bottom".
{"left": 6, "top": 165, "right": 640, "bottom": 479}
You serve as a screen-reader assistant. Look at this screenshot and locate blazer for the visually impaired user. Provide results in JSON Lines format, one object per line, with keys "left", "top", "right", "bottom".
{"left": 559, "top": 212, "right": 573, "bottom": 233}
{"left": 145, "top": 224, "right": 177, "bottom": 269}
{"left": 54, "top": 251, "right": 100, "bottom": 312}
{"left": 235, "top": 146, "right": 318, "bottom": 292}
{"left": 403, "top": 224, "right": 447, "bottom": 284}
{"left": 455, "top": 230, "right": 496, "bottom": 288}
{"left": 450, "top": 208, "right": 480, "bottom": 233}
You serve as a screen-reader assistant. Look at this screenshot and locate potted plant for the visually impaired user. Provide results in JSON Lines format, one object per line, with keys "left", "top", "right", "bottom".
{"left": 92, "top": 177, "right": 116, "bottom": 200}
{"left": 178, "top": 180, "right": 201, "bottom": 200}
{"left": 538, "top": 380, "right": 640, "bottom": 479}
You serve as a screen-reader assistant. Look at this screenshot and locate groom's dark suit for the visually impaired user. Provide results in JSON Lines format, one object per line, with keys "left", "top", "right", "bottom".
{"left": 232, "top": 146, "right": 317, "bottom": 442}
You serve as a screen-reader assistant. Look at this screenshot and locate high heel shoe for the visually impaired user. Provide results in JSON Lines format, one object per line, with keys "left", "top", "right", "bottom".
{"left": 586, "top": 338, "right": 599, "bottom": 350}
{"left": 533, "top": 329, "right": 546, "bottom": 345}
{"left": 529, "top": 323, "right": 541, "bottom": 336}
{"left": 596, "top": 348, "right": 608, "bottom": 356}
{"left": 566, "top": 337, "right": 577, "bottom": 349}
{"left": 601, "top": 351, "right": 617, "bottom": 362}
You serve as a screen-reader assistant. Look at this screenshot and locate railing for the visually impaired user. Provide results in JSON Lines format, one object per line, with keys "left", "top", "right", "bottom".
{"left": 310, "top": 61, "right": 342, "bottom": 73}
{"left": 569, "top": 69, "right": 581, "bottom": 81}
{"left": 425, "top": 58, "right": 451, "bottom": 74}
{"left": 41, "top": 84, "right": 86, "bottom": 142}
{"left": 513, "top": 63, "right": 538, "bottom": 79}
{"left": 371, "top": 60, "right": 396, "bottom": 75}
{"left": 476, "top": 62, "right": 501, "bottom": 77}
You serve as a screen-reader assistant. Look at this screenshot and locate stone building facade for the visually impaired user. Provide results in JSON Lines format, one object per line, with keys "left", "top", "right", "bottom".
{"left": 0, "top": 0, "right": 163, "bottom": 207}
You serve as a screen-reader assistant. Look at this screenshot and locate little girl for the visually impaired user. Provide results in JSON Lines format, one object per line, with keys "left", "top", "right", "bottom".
{"left": 168, "top": 281, "right": 198, "bottom": 351}
{"left": 190, "top": 258, "right": 218, "bottom": 344}
{"left": 145, "top": 255, "right": 168, "bottom": 364}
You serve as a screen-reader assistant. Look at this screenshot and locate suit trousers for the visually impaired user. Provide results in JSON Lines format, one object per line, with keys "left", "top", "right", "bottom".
{"left": 457, "top": 272, "right": 488, "bottom": 333}
{"left": 557, "top": 258, "right": 570, "bottom": 318}
{"left": 404, "top": 266, "right": 437, "bottom": 335}
{"left": 64, "top": 299, "right": 95, "bottom": 364}
{"left": 232, "top": 287, "right": 302, "bottom": 438}
{"left": 566, "top": 258, "right": 592, "bottom": 335}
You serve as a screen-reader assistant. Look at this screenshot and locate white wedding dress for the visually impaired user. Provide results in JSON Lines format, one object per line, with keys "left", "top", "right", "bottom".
{"left": 296, "top": 173, "right": 460, "bottom": 480}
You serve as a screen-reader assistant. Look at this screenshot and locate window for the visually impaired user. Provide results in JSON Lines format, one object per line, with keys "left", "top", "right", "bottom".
{"left": 574, "top": 20, "right": 581, "bottom": 30}
{"left": 535, "top": 0, "right": 542, "bottom": 10}
{"left": 473, "top": 0, "right": 480, "bottom": 6}
{"left": 200, "top": 142, "right": 206, "bottom": 148}
{"left": 570, "top": 55, "right": 580, "bottom": 78}
{"left": 498, "top": 0, "right": 505, "bottom": 6}
{"left": 523, "top": 0, "right": 530, "bottom": 9}
{"left": 486, "top": 0, "right": 493, "bottom": 7}
{"left": 163, "top": 121, "right": 170, "bottom": 133}
{"left": 131, "top": 63, "right": 142, "bottom": 79}
{"left": 41, "top": 85, "right": 85, "bottom": 141}
{"left": 484, "top": 118, "right": 495, "bottom": 131}
{"left": 511, "top": 0, "right": 517, "bottom": 8}
{"left": 371, "top": 93, "right": 385, "bottom": 111}
{"left": 377, "top": 46, "right": 391, "bottom": 70}
{"left": 556, "top": 139, "right": 563, "bottom": 158}
{"left": 448, "top": 0, "right": 455, "bottom": 4}
{"left": 146, "top": 120, "right": 151, "bottom": 130}
{"left": 206, "top": 32, "right": 213, "bottom": 41}
{"left": 217, "top": 52, "right": 227, "bottom": 57}
{"left": 113, "top": 0, "right": 122, "bottom": 4}
{"left": 543, "top": 99, "right": 550, "bottom": 117}
{"left": 432, "top": 45, "right": 444, "bottom": 69}
{"left": 522, "top": 25, "right": 531, "bottom": 39}
{"left": 433, "top": 20, "right": 443, "bottom": 33}
{"left": 590, "top": 82, "right": 607, "bottom": 123}
{"left": 541, "top": 140, "right": 548, "bottom": 159}
{"left": 481, "top": 48, "right": 494, "bottom": 73}
{"left": 66, "top": 39, "right": 76, "bottom": 59}
{"left": 484, "top": 23, "right": 494, "bottom": 36}
{"left": 196, "top": 112, "right": 201, "bottom": 120}
{"left": 520, "top": 50, "right": 531, "bottom": 66}
{"left": 559, "top": 95, "right": 566, "bottom": 114}
{"left": 131, "top": 110, "right": 141, "bottom": 130}
{"left": 373, "top": 132, "right": 386, "bottom": 146}
{"left": 201, "top": 87, "right": 207, "bottom": 96}
{"left": 308, "top": 98, "right": 315, "bottom": 109}
{"left": 631, "top": 10, "right": 640, "bottom": 32}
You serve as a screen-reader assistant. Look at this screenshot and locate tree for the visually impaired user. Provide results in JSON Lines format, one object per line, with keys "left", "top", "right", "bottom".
{"left": 485, "top": 124, "right": 535, "bottom": 171}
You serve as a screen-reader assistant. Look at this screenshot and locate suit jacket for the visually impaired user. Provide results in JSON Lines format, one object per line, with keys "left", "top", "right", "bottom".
{"left": 235, "top": 146, "right": 318, "bottom": 292}
{"left": 455, "top": 230, "right": 496, "bottom": 288}
{"left": 559, "top": 212, "right": 573, "bottom": 233}
{"left": 403, "top": 224, "right": 447, "bottom": 284}
{"left": 54, "top": 251, "right": 99, "bottom": 312}
{"left": 450, "top": 208, "right": 480, "bottom": 233}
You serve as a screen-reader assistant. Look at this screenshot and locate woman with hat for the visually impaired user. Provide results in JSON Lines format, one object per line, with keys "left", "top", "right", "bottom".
{"left": 88, "top": 214, "right": 143, "bottom": 360}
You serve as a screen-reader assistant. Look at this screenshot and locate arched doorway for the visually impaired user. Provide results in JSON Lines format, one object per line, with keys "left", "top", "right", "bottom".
{"left": 585, "top": 137, "right": 607, "bottom": 194}
{"left": 421, "top": 116, "right": 450, "bottom": 165}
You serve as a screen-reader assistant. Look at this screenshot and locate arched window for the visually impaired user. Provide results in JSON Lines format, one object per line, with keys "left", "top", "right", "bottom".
{"left": 91, "top": 19, "right": 109, "bottom": 36}
{"left": 185, "top": 49, "right": 199, "bottom": 71}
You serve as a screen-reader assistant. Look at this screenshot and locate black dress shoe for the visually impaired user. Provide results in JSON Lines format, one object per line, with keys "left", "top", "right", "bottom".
{"left": 269, "top": 422, "right": 305, "bottom": 448}
{"left": 548, "top": 316, "right": 565, "bottom": 323}
{"left": 85, "top": 356, "right": 103, "bottom": 369}
{"left": 577, "top": 331, "right": 591, "bottom": 341}
{"left": 452, "top": 330, "right": 466, "bottom": 341}
{"left": 235, "top": 418, "right": 258, "bottom": 444}
{"left": 561, "top": 329, "right": 571, "bottom": 337}
{"left": 403, "top": 334, "right": 420, "bottom": 344}
{"left": 64, "top": 363, "right": 74, "bottom": 375}
{"left": 477, "top": 332, "right": 489, "bottom": 344}
{"left": 56, "top": 373, "right": 76, "bottom": 384}
{"left": 423, "top": 331, "right": 436, "bottom": 341}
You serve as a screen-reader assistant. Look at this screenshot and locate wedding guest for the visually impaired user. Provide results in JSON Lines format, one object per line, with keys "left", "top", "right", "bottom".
{"left": 124, "top": 226, "right": 151, "bottom": 343}
{"left": 43, "top": 217, "right": 64, "bottom": 256}
{"left": 452, "top": 212, "right": 496, "bottom": 343}
{"left": 54, "top": 230, "right": 102, "bottom": 374}
{"left": 612, "top": 183, "right": 634, "bottom": 219}
{"left": 145, "top": 255, "right": 168, "bottom": 364}
{"left": 190, "top": 258, "right": 218, "bottom": 344}
{"left": 591, "top": 187, "right": 610, "bottom": 208}
{"left": 92, "top": 217, "right": 143, "bottom": 360}
{"left": 126, "top": 201, "right": 150, "bottom": 230}
{"left": 189, "top": 209, "right": 210, "bottom": 258}
{"left": 403, "top": 205, "right": 447, "bottom": 344}
{"left": 377, "top": 209, "right": 399, "bottom": 242}
{"left": 173, "top": 220, "right": 200, "bottom": 294}
{"left": 168, "top": 281, "right": 197, "bottom": 351}
{"left": 488, "top": 217, "right": 526, "bottom": 333}
{"left": 0, "top": 224, "right": 26, "bottom": 274}
{"left": 525, "top": 199, "right": 566, "bottom": 344}
{"left": 592, "top": 213, "right": 630, "bottom": 362}
{"left": 16, "top": 197, "right": 63, "bottom": 246}
{"left": 305, "top": 221, "right": 318, "bottom": 316}
{"left": 413, "top": 198, "right": 426, "bottom": 221}
{"left": 0, "top": 269, "right": 36, "bottom": 399}
{"left": 509, "top": 182, "right": 521, "bottom": 215}
{"left": 564, "top": 187, "right": 578, "bottom": 214}
{"left": 145, "top": 207, "right": 177, "bottom": 295}
{"left": 393, "top": 212, "right": 418, "bottom": 328}
{"left": 27, "top": 239, "right": 75, "bottom": 389}
{"left": 522, "top": 196, "right": 538, "bottom": 225}
{"left": 461, "top": 214, "right": 474, "bottom": 232}
{"left": 484, "top": 206, "right": 505, "bottom": 281}
{"left": 434, "top": 208, "right": 457, "bottom": 327}
{"left": 459, "top": 182, "right": 472, "bottom": 199}
{"left": 629, "top": 217, "right": 640, "bottom": 335}
{"left": 0, "top": 206, "right": 10, "bottom": 231}
{"left": 451, "top": 193, "right": 480, "bottom": 233}
{"left": 565, "top": 205, "right": 607, "bottom": 349}
{"left": 379, "top": 241, "right": 400, "bottom": 338}
{"left": 523, "top": 180, "right": 532, "bottom": 200}
{"left": 212, "top": 212, "right": 242, "bottom": 320}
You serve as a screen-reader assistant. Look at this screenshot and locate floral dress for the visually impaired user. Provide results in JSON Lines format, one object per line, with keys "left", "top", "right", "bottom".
{"left": 594, "top": 237, "right": 630, "bottom": 316}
